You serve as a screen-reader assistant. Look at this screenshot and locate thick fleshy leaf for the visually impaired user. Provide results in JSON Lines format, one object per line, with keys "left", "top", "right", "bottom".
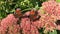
{"left": 49, "top": 30, "right": 57, "bottom": 34}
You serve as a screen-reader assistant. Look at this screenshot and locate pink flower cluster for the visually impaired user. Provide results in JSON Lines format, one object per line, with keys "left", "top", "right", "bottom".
{"left": 0, "top": 13, "right": 57, "bottom": 34}
{"left": 42, "top": 1, "right": 60, "bottom": 16}
{"left": 42, "top": 1, "right": 60, "bottom": 31}
{"left": 0, "top": 14, "right": 20, "bottom": 34}
{"left": 20, "top": 18, "right": 40, "bottom": 34}
{"left": 0, "top": 1, "right": 60, "bottom": 34}
{"left": 40, "top": 14, "right": 57, "bottom": 33}
{"left": 42, "top": 1, "right": 57, "bottom": 15}
{"left": 19, "top": 10, "right": 57, "bottom": 34}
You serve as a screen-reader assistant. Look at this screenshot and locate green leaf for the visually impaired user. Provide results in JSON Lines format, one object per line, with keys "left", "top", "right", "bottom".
{"left": 49, "top": 30, "right": 57, "bottom": 34}
{"left": 56, "top": 0, "right": 60, "bottom": 2}
{"left": 35, "top": 4, "right": 39, "bottom": 10}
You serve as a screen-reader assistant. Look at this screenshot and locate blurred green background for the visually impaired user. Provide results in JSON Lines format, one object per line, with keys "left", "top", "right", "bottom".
{"left": 0, "top": 0, "right": 47, "bottom": 19}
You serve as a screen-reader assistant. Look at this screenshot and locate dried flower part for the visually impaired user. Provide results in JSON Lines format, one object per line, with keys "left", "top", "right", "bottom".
{"left": 0, "top": 20, "right": 1, "bottom": 26}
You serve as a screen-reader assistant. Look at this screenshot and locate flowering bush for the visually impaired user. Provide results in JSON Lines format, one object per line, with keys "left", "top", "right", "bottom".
{"left": 0, "top": 0, "right": 60, "bottom": 34}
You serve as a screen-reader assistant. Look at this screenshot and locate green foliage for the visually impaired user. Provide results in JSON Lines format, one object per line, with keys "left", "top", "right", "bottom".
{"left": 38, "top": 28, "right": 44, "bottom": 34}
{"left": 49, "top": 30, "right": 57, "bottom": 34}
{"left": 57, "top": 30, "right": 60, "bottom": 34}
{"left": 56, "top": 0, "right": 60, "bottom": 2}
{"left": 0, "top": 0, "right": 46, "bottom": 19}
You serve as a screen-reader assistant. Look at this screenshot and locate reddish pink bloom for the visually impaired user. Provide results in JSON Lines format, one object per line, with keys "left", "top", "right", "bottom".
{"left": 42, "top": 1, "right": 57, "bottom": 15}
{"left": 20, "top": 17, "right": 40, "bottom": 34}
{"left": 0, "top": 14, "right": 19, "bottom": 34}
{"left": 57, "top": 25, "right": 60, "bottom": 30}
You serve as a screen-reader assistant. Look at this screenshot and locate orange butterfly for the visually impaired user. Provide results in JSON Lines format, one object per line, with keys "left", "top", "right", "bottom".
{"left": 14, "top": 8, "right": 22, "bottom": 18}
{"left": 30, "top": 9, "right": 35, "bottom": 15}
{"left": 30, "top": 9, "right": 40, "bottom": 21}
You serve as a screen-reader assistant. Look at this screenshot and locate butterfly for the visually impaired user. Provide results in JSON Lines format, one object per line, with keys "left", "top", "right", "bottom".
{"left": 13, "top": 8, "right": 23, "bottom": 24}
{"left": 29, "top": 9, "right": 41, "bottom": 21}
{"left": 30, "top": 9, "right": 35, "bottom": 15}
{"left": 14, "top": 8, "right": 23, "bottom": 18}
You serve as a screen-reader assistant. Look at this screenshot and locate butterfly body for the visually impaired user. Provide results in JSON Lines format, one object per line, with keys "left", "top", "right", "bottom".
{"left": 29, "top": 9, "right": 40, "bottom": 21}
{"left": 14, "top": 8, "right": 23, "bottom": 18}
